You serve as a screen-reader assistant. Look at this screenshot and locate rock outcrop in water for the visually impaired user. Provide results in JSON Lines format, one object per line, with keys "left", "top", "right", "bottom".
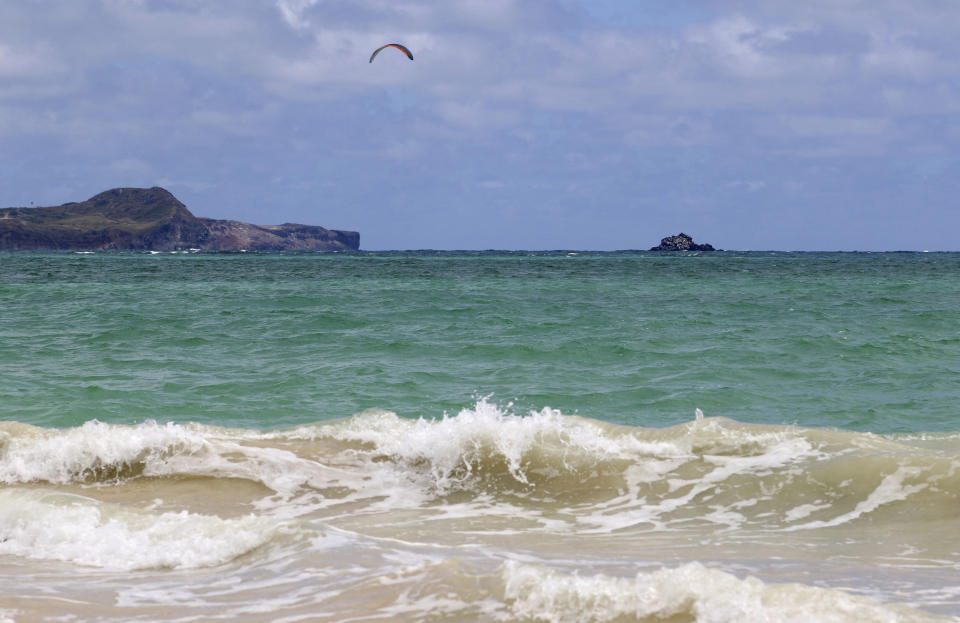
{"left": 0, "top": 187, "right": 360, "bottom": 251}
{"left": 650, "top": 233, "right": 718, "bottom": 252}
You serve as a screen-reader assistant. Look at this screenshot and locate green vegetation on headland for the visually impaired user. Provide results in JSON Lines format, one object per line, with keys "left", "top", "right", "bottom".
{"left": 0, "top": 187, "right": 359, "bottom": 251}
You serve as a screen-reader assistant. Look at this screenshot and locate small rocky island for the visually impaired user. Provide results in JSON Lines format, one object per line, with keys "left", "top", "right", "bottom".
{"left": 650, "top": 233, "right": 719, "bottom": 252}
{"left": 0, "top": 187, "right": 359, "bottom": 251}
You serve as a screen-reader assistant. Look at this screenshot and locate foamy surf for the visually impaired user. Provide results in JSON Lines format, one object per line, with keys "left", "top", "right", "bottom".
{"left": 501, "top": 561, "right": 953, "bottom": 623}
{"left": 0, "top": 419, "right": 358, "bottom": 500}
{"left": 0, "top": 488, "right": 287, "bottom": 570}
{"left": 0, "top": 420, "right": 212, "bottom": 485}
{"left": 2, "top": 402, "right": 958, "bottom": 533}
{"left": 269, "top": 400, "right": 960, "bottom": 535}
{"left": 2, "top": 411, "right": 960, "bottom": 619}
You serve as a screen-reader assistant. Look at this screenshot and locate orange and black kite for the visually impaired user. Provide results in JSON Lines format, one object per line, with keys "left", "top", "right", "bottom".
{"left": 369, "top": 43, "right": 414, "bottom": 63}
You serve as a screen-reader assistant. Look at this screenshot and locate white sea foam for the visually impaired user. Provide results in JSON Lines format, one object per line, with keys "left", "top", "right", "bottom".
{"left": 291, "top": 399, "right": 691, "bottom": 491}
{"left": 1, "top": 404, "right": 944, "bottom": 537}
{"left": 0, "top": 404, "right": 817, "bottom": 504}
{"left": 783, "top": 502, "right": 833, "bottom": 522}
{"left": 572, "top": 421, "right": 820, "bottom": 532}
{"left": 501, "top": 561, "right": 948, "bottom": 623}
{"left": 783, "top": 465, "right": 928, "bottom": 531}
{"left": 0, "top": 420, "right": 349, "bottom": 499}
{"left": 0, "top": 420, "right": 211, "bottom": 485}
{"left": 270, "top": 401, "right": 844, "bottom": 532}
{"left": 0, "top": 488, "right": 286, "bottom": 570}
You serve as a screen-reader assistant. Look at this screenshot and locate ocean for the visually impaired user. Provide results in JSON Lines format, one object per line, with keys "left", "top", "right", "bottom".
{"left": 1, "top": 250, "right": 959, "bottom": 622}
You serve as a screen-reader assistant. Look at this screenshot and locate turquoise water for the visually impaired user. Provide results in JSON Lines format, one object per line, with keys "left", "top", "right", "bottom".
{"left": 2, "top": 251, "right": 959, "bottom": 432}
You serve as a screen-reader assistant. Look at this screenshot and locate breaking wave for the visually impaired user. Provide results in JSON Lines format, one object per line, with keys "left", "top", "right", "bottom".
{"left": 0, "top": 488, "right": 288, "bottom": 570}
{"left": 2, "top": 399, "right": 959, "bottom": 532}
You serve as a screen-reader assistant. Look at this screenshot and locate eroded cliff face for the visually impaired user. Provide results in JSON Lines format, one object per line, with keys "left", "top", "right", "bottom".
{"left": 197, "top": 219, "right": 360, "bottom": 251}
{"left": 0, "top": 187, "right": 359, "bottom": 251}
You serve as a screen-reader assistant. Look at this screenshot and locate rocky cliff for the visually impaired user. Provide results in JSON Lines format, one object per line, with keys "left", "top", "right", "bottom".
{"left": 0, "top": 187, "right": 359, "bottom": 251}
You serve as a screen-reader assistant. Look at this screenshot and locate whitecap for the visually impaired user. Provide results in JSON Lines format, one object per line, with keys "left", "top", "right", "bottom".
{"left": 0, "top": 488, "right": 288, "bottom": 570}
{"left": 501, "top": 561, "right": 946, "bottom": 623}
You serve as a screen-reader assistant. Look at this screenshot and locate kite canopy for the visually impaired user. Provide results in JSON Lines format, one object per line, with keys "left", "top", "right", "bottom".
{"left": 369, "top": 43, "right": 414, "bottom": 63}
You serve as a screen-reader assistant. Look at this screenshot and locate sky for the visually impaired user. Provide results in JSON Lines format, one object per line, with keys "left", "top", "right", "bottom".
{"left": 1, "top": 1, "right": 959, "bottom": 250}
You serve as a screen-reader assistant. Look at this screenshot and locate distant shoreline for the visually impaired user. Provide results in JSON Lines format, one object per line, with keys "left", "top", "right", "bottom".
{"left": 0, "top": 187, "right": 359, "bottom": 252}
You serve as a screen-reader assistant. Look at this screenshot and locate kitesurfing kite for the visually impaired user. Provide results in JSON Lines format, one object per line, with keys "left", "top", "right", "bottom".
{"left": 369, "top": 43, "right": 413, "bottom": 63}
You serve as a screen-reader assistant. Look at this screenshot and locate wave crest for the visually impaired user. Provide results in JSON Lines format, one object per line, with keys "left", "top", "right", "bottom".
{"left": 0, "top": 488, "right": 286, "bottom": 570}
{"left": 0, "top": 420, "right": 210, "bottom": 485}
{"left": 3, "top": 402, "right": 959, "bottom": 532}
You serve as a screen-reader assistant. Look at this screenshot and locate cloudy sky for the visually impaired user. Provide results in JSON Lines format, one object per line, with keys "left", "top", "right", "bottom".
{"left": 1, "top": 0, "right": 958, "bottom": 250}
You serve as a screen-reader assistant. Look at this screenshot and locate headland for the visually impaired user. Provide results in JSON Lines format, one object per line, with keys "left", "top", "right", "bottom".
{"left": 0, "top": 187, "right": 359, "bottom": 251}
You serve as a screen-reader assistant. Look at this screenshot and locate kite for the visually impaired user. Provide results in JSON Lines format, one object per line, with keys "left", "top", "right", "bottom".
{"left": 369, "top": 43, "right": 414, "bottom": 63}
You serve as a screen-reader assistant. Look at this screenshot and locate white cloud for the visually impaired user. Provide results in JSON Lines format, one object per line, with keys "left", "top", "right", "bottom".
{"left": 275, "top": 0, "right": 321, "bottom": 30}
{"left": 686, "top": 16, "right": 783, "bottom": 78}
{"left": 0, "top": 43, "right": 63, "bottom": 79}
{"left": 862, "top": 34, "right": 937, "bottom": 79}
